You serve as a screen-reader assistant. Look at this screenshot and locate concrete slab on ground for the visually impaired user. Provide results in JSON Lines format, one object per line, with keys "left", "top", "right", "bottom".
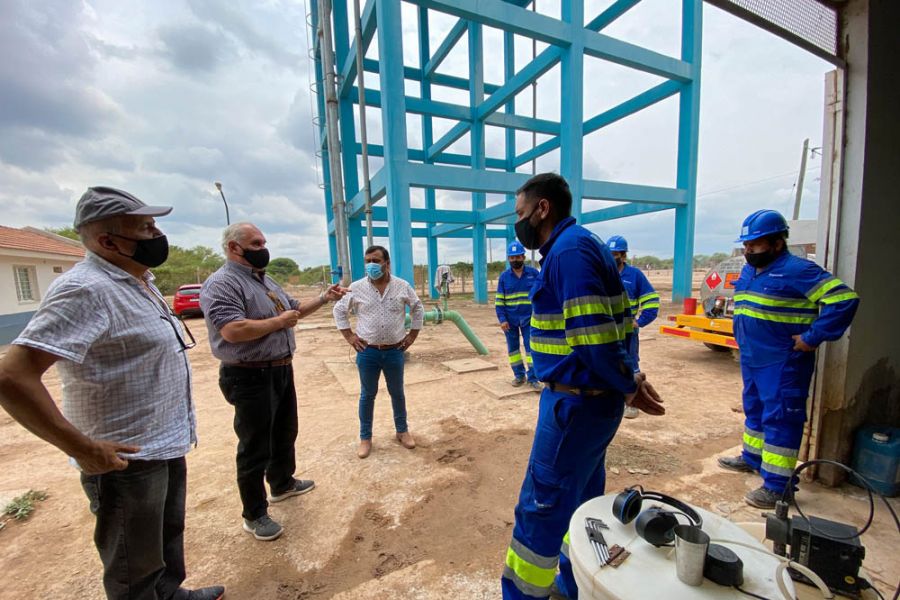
{"left": 475, "top": 378, "right": 540, "bottom": 399}
{"left": 440, "top": 358, "right": 498, "bottom": 374}
{"left": 324, "top": 360, "right": 451, "bottom": 395}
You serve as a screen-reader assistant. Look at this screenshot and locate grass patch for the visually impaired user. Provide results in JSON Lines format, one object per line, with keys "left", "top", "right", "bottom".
{"left": 0, "top": 490, "right": 49, "bottom": 530}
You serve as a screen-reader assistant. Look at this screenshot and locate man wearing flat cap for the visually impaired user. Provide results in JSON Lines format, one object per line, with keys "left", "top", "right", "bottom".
{"left": 0, "top": 187, "right": 224, "bottom": 600}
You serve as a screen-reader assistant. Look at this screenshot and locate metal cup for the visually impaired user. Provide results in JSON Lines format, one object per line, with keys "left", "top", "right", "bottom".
{"left": 674, "top": 524, "right": 710, "bottom": 586}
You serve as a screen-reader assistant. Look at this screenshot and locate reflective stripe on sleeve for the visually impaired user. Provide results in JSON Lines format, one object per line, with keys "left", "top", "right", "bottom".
{"left": 532, "top": 313, "right": 566, "bottom": 331}
{"left": 531, "top": 336, "right": 573, "bottom": 356}
{"left": 562, "top": 294, "right": 627, "bottom": 320}
{"left": 806, "top": 277, "right": 842, "bottom": 302}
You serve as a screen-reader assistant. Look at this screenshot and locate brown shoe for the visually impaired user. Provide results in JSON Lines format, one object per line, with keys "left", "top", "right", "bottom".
{"left": 357, "top": 439, "right": 372, "bottom": 459}
{"left": 396, "top": 431, "right": 416, "bottom": 449}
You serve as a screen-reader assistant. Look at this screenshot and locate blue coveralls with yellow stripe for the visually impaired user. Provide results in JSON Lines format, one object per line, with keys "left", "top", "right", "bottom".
{"left": 496, "top": 265, "right": 540, "bottom": 382}
{"left": 733, "top": 251, "right": 859, "bottom": 493}
{"left": 618, "top": 264, "right": 660, "bottom": 370}
{"left": 501, "top": 217, "right": 637, "bottom": 600}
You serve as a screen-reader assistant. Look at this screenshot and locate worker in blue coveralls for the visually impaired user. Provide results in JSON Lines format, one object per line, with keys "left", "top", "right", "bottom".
{"left": 496, "top": 241, "right": 541, "bottom": 391}
{"left": 718, "top": 209, "right": 858, "bottom": 509}
{"left": 607, "top": 235, "right": 660, "bottom": 419}
{"left": 501, "top": 173, "right": 666, "bottom": 600}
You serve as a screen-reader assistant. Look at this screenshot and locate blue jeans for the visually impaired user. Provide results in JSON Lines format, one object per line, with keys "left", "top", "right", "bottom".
{"left": 356, "top": 347, "right": 408, "bottom": 440}
{"left": 81, "top": 458, "right": 187, "bottom": 600}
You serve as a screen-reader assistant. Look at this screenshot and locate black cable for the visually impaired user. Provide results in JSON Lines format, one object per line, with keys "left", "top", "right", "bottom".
{"left": 734, "top": 585, "right": 774, "bottom": 600}
{"left": 780, "top": 459, "right": 877, "bottom": 540}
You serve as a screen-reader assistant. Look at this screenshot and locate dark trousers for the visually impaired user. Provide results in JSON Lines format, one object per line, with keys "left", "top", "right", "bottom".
{"left": 219, "top": 364, "right": 298, "bottom": 521}
{"left": 80, "top": 457, "right": 187, "bottom": 600}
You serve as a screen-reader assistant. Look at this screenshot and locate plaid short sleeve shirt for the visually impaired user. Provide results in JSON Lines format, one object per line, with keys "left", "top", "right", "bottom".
{"left": 14, "top": 252, "right": 197, "bottom": 466}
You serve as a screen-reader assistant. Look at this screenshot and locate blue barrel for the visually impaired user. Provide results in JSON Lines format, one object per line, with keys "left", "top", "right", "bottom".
{"left": 851, "top": 426, "right": 900, "bottom": 497}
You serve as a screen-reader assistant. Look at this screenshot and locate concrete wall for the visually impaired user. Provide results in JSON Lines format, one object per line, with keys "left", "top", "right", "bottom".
{"left": 812, "top": 0, "right": 900, "bottom": 484}
{"left": 0, "top": 251, "right": 81, "bottom": 344}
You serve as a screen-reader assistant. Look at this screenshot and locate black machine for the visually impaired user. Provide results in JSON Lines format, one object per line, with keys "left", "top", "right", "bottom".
{"left": 765, "top": 500, "right": 867, "bottom": 597}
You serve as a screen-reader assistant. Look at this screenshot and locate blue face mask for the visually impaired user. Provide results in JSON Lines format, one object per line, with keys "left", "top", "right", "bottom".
{"left": 365, "top": 262, "right": 384, "bottom": 280}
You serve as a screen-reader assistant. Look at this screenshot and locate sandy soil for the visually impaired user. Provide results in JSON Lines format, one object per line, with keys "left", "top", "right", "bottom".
{"left": 0, "top": 278, "right": 897, "bottom": 599}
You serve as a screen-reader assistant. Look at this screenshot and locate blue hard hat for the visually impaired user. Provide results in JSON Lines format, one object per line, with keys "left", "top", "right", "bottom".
{"left": 507, "top": 241, "right": 526, "bottom": 257}
{"left": 607, "top": 235, "right": 628, "bottom": 252}
{"left": 736, "top": 209, "right": 789, "bottom": 242}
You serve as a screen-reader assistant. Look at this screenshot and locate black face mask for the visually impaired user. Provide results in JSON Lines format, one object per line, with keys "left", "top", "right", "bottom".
{"left": 614, "top": 257, "right": 625, "bottom": 269}
{"left": 239, "top": 245, "right": 270, "bottom": 269}
{"left": 745, "top": 249, "right": 778, "bottom": 268}
{"left": 109, "top": 233, "right": 169, "bottom": 268}
{"left": 515, "top": 206, "right": 543, "bottom": 250}
{"left": 509, "top": 260, "right": 525, "bottom": 270}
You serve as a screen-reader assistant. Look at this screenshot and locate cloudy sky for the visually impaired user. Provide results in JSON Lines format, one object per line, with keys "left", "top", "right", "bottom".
{"left": 1, "top": 0, "right": 832, "bottom": 267}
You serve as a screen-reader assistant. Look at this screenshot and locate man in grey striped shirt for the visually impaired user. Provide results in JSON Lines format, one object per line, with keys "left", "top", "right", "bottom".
{"left": 0, "top": 187, "right": 223, "bottom": 600}
{"left": 201, "top": 222, "right": 345, "bottom": 542}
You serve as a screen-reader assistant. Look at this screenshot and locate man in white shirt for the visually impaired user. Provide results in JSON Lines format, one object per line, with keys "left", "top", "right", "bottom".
{"left": 333, "top": 245, "right": 425, "bottom": 458}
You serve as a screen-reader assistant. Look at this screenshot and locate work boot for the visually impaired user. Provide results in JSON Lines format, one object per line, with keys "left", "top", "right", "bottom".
{"left": 623, "top": 405, "right": 640, "bottom": 419}
{"left": 511, "top": 377, "right": 525, "bottom": 387}
{"left": 529, "top": 381, "right": 543, "bottom": 392}
{"left": 717, "top": 455, "right": 755, "bottom": 473}
{"left": 396, "top": 431, "right": 416, "bottom": 449}
{"left": 745, "top": 486, "right": 781, "bottom": 509}
{"left": 269, "top": 479, "right": 315, "bottom": 503}
{"left": 357, "top": 439, "right": 372, "bottom": 459}
{"left": 242, "top": 515, "right": 283, "bottom": 541}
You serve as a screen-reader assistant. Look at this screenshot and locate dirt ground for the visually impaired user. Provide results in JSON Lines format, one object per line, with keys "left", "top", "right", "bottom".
{"left": 1, "top": 274, "right": 897, "bottom": 599}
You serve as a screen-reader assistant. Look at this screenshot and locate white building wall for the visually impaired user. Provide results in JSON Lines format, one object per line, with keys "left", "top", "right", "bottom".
{"left": 0, "top": 251, "right": 81, "bottom": 315}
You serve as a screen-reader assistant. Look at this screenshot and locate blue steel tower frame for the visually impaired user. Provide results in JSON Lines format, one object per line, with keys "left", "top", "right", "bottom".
{"left": 312, "top": 0, "right": 702, "bottom": 302}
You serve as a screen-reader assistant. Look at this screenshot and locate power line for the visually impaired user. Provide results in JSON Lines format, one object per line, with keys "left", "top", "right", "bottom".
{"left": 698, "top": 165, "right": 821, "bottom": 199}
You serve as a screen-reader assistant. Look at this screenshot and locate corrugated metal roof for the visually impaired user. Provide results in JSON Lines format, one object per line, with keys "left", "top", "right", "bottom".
{"left": 0, "top": 225, "right": 86, "bottom": 258}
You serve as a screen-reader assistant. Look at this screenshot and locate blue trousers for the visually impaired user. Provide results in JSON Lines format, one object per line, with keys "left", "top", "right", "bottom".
{"left": 502, "top": 388, "right": 625, "bottom": 599}
{"left": 506, "top": 323, "right": 537, "bottom": 382}
{"left": 740, "top": 353, "right": 815, "bottom": 493}
{"left": 356, "top": 346, "right": 409, "bottom": 440}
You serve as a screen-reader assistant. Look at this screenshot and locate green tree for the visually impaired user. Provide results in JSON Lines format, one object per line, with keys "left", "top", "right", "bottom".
{"left": 45, "top": 226, "right": 79, "bottom": 241}
{"left": 152, "top": 245, "right": 225, "bottom": 294}
{"left": 267, "top": 257, "right": 301, "bottom": 283}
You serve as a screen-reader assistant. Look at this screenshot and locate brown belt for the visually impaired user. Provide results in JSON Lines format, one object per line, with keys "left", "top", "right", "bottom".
{"left": 368, "top": 343, "right": 402, "bottom": 350}
{"left": 548, "top": 382, "right": 607, "bottom": 397}
{"left": 224, "top": 357, "right": 293, "bottom": 369}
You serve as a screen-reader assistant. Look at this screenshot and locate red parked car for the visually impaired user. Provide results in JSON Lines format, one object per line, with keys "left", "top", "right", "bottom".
{"left": 172, "top": 284, "right": 203, "bottom": 318}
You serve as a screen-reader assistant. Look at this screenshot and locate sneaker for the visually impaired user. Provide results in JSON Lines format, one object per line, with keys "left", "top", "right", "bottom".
{"left": 623, "top": 405, "right": 640, "bottom": 419}
{"left": 511, "top": 377, "right": 526, "bottom": 387}
{"left": 242, "top": 514, "right": 283, "bottom": 541}
{"left": 185, "top": 586, "right": 226, "bottom": 600}
{"left": 269, "top": 479, "right": 316, "bottom": 503}
{"left": 529, "top": 381, "right": 543, "bottom": 392}
{"left": 745, "top": 486, "right": 781, "bottom": 509}
{"left": 717, "top": 455, "right": 755, "bottom": 473}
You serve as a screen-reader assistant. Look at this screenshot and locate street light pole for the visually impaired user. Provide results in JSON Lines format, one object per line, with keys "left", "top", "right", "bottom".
{"left": 214, "top": 181, "right": 231, "bottom": 225}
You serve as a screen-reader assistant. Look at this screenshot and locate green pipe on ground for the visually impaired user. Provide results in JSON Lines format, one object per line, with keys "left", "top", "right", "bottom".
{"left": 405, "top": 307, "right": 489, "bottom": 355}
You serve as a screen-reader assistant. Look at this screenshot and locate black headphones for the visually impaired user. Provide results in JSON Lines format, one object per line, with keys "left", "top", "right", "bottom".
{"left": 612, "top": 486, "right": 703, "bottom": 546}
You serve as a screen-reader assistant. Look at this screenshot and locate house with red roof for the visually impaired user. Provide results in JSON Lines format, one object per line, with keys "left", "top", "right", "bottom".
{"left": 0, "top": 226, "right": 85, "bottom": 344}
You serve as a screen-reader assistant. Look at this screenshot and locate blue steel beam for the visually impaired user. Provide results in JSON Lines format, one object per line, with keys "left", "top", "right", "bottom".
{"left": 586, "top": 0, "right": 643, "bottom": 32}
{"left": 673, "top": 0, "right": 702, "bottom": 301}
{"left": 474, "top": 46, "right": 562, "bottom": 121}
{"left": 581, "top": 180, "right": 686, "bottom": 205}
{"left": 375, "top": 0, "right": 414, "bottom": 285}
{"left": 417, "top": 6, "right": 440, "bottom": 298}
{"left": 469, "top": 20, "right": 488, "bottom": 303}
{"left": 337, "top": 0, "right": 377, "bottom": 98}
{"left": 580, "top": 202, "right": 672, "bottom": 224}
{"left": 512, "top": 79, "right": 681, "bottom": 168}
{"left": 370, "top": 227, "right": 511, "bottom": 239}
{"left": 347, "top": 168, "right": 387, "bottom": 218}
{"left": 561, "top": 0, "right": 585, "bottom": 216}
{"left": 405, "top": 0, "right": 573, "bottom": 46}
{"left": 423, "top": 19, "right": 467, "bottom": 78}
{"left": 356, "top": 143, "right": 507, "bottom": 170}
{"left": 371, "top": 207, "right": 479, "bottom": 224}
{"left": 582, "top": 30, "right": 692, "bottom": 81}
{"left": 407, "top": 164, "right": 531, "bottom": 194}
{"left": 357, "top": 59, "right": 504, "bottom": 95}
